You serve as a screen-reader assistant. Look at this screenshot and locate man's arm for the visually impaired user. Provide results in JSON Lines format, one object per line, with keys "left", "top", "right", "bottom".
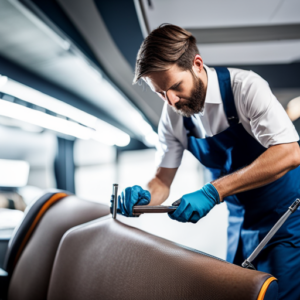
{"left": 212, "top": 142, "right": 300, "bottom": 201}
{"left": 147, "top": 167, "right": 178, "bottom": 206}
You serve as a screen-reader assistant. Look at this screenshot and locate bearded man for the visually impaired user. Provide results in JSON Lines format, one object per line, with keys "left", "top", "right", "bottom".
{"left": 117, "top": 24, "right": 300, "bottom": 299}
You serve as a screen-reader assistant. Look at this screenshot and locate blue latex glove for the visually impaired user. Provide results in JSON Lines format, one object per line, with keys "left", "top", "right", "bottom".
{"left": 168, "top": 183, "right": 220, "bottom": 223}
{"left": 117, "top": 185, "right": 151, "bottom": 217}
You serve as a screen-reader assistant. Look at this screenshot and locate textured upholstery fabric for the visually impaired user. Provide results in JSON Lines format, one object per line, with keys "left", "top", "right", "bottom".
{"left": 48, "top": 218, "right": 278, "bottom": 300}
{"left": 7, "top": 195, "right": 110, "bottom": 300}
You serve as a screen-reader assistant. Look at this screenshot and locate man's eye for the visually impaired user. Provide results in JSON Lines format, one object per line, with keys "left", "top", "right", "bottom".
{"left": 172, "top": 84, "right": 181, "bottom": 91}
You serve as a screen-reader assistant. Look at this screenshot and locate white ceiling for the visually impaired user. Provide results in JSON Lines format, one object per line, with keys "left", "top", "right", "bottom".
{"left": 141, "top": 0, "right": 300, "bottom": 65}
{"left": 143, "top": 0, "right": 300, "bottom": 29}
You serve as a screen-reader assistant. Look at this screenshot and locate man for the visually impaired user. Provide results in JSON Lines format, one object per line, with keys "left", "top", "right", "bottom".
{"left": 117, "top": 24, "right": 300, "bottom": 299}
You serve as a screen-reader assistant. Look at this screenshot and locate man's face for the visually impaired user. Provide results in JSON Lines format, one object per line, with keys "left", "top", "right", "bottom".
{"left": 145, "top": 63, "right": 207, "bottom": 117}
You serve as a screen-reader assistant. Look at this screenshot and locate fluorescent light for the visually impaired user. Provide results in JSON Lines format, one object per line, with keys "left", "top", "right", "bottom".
{"left": 93, "top": 119, "right": 130, "bottom": 147}
{"left": 129, "top": 114, "right": 159, "bottom": 148}
{"left": 0, "top": 116, "right": 43, "bottom": 133}
{"left": 286, "top": 96, "right": 300, "bottom": 121}
{"left": 1, "top": 78, "right": 97, "bottom": 128}
{"left": 0, "top": 100, "right": 94, "bottom": 139}
{"left": 0, "top": 159, "right": 29, "bottom": 187}
{"left": 0, "top": 78, "right": 131, "bottom": 146}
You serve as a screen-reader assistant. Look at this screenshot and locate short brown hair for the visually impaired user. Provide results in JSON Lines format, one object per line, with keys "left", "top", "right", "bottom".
{"left": 133, "top": 24, "right": 199, "bottom": 84}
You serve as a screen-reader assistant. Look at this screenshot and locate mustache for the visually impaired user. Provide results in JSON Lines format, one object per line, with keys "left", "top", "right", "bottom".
{"left": 175, "top": 99, "right": 189, "bottom": 110}
{"left": 172, "top": 100, "right": 197, "bottom": 118}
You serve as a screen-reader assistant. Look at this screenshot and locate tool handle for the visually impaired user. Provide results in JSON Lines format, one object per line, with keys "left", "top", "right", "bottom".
{"left": 242, "top": 198, "right": 300, "bottom": 269}
{"left": 132, "top": 205, "right": 177, "bottom": 214}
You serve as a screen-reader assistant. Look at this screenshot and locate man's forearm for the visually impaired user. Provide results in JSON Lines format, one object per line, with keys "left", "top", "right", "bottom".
{"left": 147, "top": 177, "right": 170, "bottom": 206}
{"left": 212, "top": 142, "right": 300, "bottom": 201}
{"left": 146, "top": 167, "right": 178, "bottom": 206}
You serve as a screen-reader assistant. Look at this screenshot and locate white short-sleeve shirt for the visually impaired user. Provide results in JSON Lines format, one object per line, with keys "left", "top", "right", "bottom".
{"left": 156, "top": 65, "right": 299, "bottom": 168}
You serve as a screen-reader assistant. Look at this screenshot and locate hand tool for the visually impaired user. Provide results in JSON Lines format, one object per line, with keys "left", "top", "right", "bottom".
{"left": 242, "top": 198, "right": 300, "bottom": 270}
{"left": 132, "top": 205, "right": 178, "bottom": 215}
{"left": 172, "top": 197, "right": 300, "bottom": 269}
{"left": 110, "top": 183, "right": 179, "bottom": 217}
{"left": 132, "top": 197, "right": 181, "bottom": 215}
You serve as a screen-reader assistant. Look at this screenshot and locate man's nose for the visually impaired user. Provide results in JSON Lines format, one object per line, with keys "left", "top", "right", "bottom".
{"left": 166, "top": 90, "right": 180, "bottom": 106}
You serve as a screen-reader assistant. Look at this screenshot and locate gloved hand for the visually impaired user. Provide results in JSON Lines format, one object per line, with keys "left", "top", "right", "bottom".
{"left": 168, "top": 183, "right": 220, "bottom": 223}
{"left": 117, "top": 185, "right": 151, "bottom": 217}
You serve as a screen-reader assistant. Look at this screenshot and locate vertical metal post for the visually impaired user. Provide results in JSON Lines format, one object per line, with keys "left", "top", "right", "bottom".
{"left": 242, "top": 198, "right": 300, "bottom": 269}
{"left": 112, "top": 184, "right": 118, "bottom": 219}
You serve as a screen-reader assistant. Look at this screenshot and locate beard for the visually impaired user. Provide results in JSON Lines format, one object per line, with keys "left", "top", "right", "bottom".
{"left": 172, "top": 75, "right": 206, "bottom": 118}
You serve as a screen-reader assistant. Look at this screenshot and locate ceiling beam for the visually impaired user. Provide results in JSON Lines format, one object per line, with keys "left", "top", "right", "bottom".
{"left": 188, "top": 24, "right": 300, "bottom": 44}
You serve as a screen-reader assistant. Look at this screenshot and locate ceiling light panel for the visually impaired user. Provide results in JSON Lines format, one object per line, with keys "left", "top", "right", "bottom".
{"left": 0, "top": 76, "right": 131, "bottom": 146}
{"left": 141, "top": 0, "right": 300, "bottom": 30}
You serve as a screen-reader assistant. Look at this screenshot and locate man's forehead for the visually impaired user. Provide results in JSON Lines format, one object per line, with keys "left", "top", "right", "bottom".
{"left": 144, "top": 66, "right": 184, "bottom": 92}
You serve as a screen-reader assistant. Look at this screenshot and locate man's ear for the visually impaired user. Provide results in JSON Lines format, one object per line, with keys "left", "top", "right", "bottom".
{"left": 192, "top": 54, "right": 204, "bottom": 75}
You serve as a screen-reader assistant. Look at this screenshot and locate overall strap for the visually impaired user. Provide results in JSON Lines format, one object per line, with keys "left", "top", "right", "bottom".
{"left": 214, "top": 67, "right": 239, "bottom": 126}
{"left": 183, "top": 116, "right": 195, "bottom": 132}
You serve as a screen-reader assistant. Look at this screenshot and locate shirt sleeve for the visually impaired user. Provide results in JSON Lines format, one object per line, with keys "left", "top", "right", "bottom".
{"left": 156, "top": 104, "right": 184, "bottom": 168}
{"left": 242, "top": 72, "right": 299, "bottom": 148}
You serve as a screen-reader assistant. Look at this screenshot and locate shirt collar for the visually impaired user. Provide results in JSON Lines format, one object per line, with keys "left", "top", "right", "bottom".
{"left": 203, "top": 64, "right": 222, "bottom": 105}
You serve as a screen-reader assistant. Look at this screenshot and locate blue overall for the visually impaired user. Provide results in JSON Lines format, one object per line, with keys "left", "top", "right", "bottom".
{"left": 183, "top": 67, "right": 300, "bottom": 299}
